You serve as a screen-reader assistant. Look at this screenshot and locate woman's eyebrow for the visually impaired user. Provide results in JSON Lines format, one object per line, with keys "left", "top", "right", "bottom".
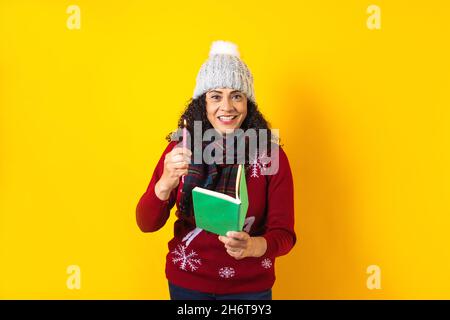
{"left": 208, "top": 90, "right": 242, "bottom": 95}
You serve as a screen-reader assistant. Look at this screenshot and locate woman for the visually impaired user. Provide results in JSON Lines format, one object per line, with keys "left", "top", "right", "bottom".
{"left": 136, "top": 40, "right": 296, "bottom": 300}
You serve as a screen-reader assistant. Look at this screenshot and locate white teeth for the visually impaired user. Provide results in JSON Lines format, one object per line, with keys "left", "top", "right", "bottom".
{"left": 218, "top": 116, "right": 237, "bottom": 121}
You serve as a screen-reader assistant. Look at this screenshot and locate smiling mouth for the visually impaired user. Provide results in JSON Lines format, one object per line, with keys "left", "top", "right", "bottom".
{"left": 217, "top": 115, "right": 238, "bottom": 121}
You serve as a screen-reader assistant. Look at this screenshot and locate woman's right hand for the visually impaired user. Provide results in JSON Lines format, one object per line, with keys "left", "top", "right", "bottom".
{"left": 155, "top": 147, "right": 191, "bottom": 200}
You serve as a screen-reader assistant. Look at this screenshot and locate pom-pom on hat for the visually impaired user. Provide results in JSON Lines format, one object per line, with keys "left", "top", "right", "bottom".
{"left": 192, "top": 40, "right": 255, "bottom": 103}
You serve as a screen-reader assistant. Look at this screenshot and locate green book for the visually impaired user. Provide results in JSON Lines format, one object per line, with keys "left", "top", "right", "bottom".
{"left": 192, "top": 164, "right": 249, "bottom": 236}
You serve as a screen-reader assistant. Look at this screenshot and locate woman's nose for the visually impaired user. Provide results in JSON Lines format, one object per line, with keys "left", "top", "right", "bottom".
{"left": 220, "top": 97, "right": 234, "bottom": 111}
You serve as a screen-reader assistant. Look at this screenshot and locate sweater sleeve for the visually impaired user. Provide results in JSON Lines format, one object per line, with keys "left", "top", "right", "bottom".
{"left": 136, "top": 141, "right": 178, "bottom": 232}
{"left": 262, "top": 146, "right": 297, "bottom": 258}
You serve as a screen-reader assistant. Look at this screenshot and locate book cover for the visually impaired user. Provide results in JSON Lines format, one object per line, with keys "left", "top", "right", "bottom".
{"left": 192, "top": 164, "right": 249, "bottom": 236}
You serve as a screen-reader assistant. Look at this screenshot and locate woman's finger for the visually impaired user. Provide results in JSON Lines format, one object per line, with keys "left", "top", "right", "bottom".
{"left": 171, "top": 147, "right": 192, "bottom": 157}
{"left": 171, "top": 162, "right": 188, "bottom": 169}
{"left": 225, "top": 238, "right": 247, "bottom": 248}
{"left": 174, "top": 168, "right": 188, "bottom": 175}
{"left": 219, "top": 236, "right": 247, "bottom": 249}
{"left": 171, "top": 153, "right": 191, "bottom": 163}
{"left": 226, "top": 248, "right": 244, "bottom": 259}
{"left": 170, "top": 168, "right": 187, "bottom": 177}
{"left": 225, "top": 242, "right": 246, "bottom": 250}
{"left": 226, "top": 231, "right": 249, "bottom": 241}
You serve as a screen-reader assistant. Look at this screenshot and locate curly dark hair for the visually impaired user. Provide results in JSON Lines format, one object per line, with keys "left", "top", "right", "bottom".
{"left": 166, "top": 93, "right": 281, "bottom": 153}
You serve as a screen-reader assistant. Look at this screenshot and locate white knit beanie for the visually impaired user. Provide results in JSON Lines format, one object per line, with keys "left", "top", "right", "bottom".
{"left": 192, "top": 40, "right": 255, "bottom": 103}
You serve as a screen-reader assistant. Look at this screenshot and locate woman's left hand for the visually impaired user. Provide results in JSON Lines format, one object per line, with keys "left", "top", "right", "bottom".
{"left": 218, "top": 231, "right": 267, "bottom": 260}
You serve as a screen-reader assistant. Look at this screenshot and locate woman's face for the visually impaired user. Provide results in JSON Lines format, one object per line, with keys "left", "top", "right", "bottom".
{"left": 205, "top": 88, "right": 248, "bottom": 135}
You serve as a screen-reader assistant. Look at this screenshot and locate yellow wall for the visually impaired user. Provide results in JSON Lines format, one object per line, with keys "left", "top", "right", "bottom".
{"left": 1, "top": 0, "right": 449, "bottom": 299}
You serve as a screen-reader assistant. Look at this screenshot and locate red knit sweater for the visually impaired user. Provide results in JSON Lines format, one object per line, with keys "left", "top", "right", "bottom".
{"left": 136, "top": 141, "right": 296, "bottom": 294}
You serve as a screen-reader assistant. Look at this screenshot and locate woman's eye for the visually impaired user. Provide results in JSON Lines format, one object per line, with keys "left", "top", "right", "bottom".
{"left": 233, "top": 95, "right": 242, "bottom": 100}
{"left": 211, "top": 95, "right": 220, "bottom": 99}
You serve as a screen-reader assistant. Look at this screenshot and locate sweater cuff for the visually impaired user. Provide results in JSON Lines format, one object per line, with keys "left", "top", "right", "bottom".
{"left": 149, "top": 184, "right": 170, "bottom": 210}
{"left": 262, "top": 229, "right": 296, "bottom": 258}
{"left": 262, "top": 232, "right": 278, "bottom": 258}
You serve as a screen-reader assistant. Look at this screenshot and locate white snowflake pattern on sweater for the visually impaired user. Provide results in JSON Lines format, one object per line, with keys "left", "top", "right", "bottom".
{"left": 261, "top": 258, "right": 273, "bottom": 269}
{"left": 218, "top": 267, "right": 235, "bottom": 279}
{"left": 171, "top": 244, "right": 202, "bottom": 272}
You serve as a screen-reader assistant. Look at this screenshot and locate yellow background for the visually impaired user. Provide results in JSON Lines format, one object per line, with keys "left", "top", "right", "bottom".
{"left": 1, "top": 0, "right": 449, "bottom": 299}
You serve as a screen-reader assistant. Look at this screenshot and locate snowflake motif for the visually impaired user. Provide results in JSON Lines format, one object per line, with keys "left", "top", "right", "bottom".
{"left": 171, "top": 244, "right": 202, "bottom": 272}
{"left": 249, "top": 150, "right": 270, "bottom": 178}
{"left": 218, "top": 267, "right": 235, "bottom": 279}
{"left": 261, "top": 258, "right": 272, "bottom": 269}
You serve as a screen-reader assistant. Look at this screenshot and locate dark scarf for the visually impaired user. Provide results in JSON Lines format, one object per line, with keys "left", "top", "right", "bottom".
{"left": 179, "top": 133, "right": 250, "bottom": 217}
